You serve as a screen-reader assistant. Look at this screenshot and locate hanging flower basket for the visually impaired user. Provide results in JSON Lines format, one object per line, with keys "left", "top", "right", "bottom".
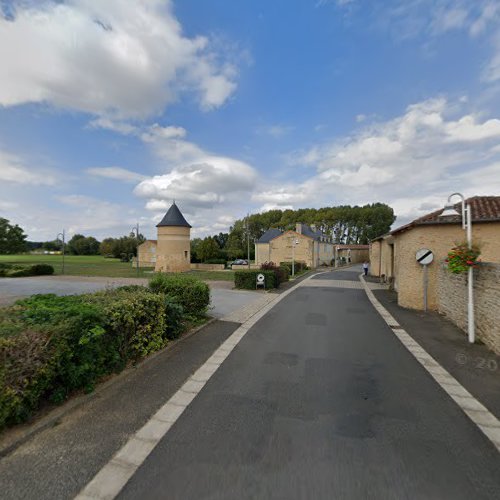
{"left": 445, "top": 243, "right": 481, "bottom": 274}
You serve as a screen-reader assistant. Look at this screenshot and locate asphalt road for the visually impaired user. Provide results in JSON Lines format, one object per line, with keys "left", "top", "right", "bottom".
{"left": 118, "top": 267, "right": 500, "bottom": 500}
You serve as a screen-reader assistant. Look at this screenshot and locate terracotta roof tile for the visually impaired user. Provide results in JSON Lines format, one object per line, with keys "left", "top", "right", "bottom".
{"left": 391, "top": 196, "right": 500, "bottom": 235}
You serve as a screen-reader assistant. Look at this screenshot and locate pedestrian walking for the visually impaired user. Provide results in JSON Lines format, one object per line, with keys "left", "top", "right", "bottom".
{"left": 363, "top": 261, "right": 369, "bottom": 276}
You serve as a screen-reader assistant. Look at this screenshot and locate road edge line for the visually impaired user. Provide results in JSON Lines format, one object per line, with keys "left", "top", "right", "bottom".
{"left": 74, "top": 276, "right": 305, "bottom": 499}
{"left": 359, "top": 274, "right": 500, "bottom": 453}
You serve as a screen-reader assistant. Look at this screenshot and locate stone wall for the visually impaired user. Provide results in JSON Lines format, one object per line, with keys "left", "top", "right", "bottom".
{"left": 393, "top": 222, "right": 500, "bottom": 310}
{"left": 437, "top": 262, "right": 500, "bottom": 355}
{"left": 190, "top": 263, "right": 225, "bottom": 271}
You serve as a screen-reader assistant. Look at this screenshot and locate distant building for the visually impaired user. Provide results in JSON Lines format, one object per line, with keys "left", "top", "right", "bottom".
{"left": 255, "top": 223, "right": 333, "bottom": 268}
{"left": 137, "top": 202, "right": 191, "bottom": 272}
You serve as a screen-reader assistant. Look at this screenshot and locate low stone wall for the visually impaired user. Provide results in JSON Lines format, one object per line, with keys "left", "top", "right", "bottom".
{"left": 437, "top": 262, "right": 500, "bottom": 355}
{"left": 231, "top": 264, "right": 260, "bottom": 270}
{"left": 190, "top": 263, "right": 225, "bottom": 271}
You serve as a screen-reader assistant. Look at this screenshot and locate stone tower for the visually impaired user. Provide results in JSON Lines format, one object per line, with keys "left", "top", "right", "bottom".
{"left": 154, "top": 202, "right": 191, "bottom": 273}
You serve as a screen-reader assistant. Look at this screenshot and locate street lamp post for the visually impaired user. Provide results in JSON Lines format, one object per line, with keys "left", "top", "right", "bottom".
{"left": 440, "top": 193, "right": 474, "bottom": 343}
{"left": 56, "top": 230, "right": 65, "bottom": 275}
{"left": 131, "top": 223, "right": 140, "bottom": 277}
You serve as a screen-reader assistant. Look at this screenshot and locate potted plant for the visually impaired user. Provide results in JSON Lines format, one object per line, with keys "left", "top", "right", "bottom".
{"left": 445, "top": 242, "right": 481, "bottom": 274}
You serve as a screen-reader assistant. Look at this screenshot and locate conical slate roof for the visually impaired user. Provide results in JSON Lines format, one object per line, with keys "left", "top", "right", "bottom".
{"left": 156, "top": 202, "right": 192, "bottom": 228}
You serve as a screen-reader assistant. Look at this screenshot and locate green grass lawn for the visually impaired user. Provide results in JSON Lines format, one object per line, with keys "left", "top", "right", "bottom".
{"left": 0, "top": 254, "right": 154, "bottom": 278}
{"left": 187, "top": 270, "right": 235, "bottom": 281}
{"left": 0, "top": 255, "right": 236, "bottom": 280}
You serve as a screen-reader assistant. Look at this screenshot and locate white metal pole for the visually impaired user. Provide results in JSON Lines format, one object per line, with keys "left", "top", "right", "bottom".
{"left": 292, "top": 240, "right": 295, "bottom": 277}
{"left": 466, "top": 204, "right": 475, "bottom": 344}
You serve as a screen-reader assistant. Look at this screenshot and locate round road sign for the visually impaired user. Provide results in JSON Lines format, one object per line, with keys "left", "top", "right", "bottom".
{"left": 256, "top": 273, "right": 265, "bottom": 283}
{"left": 416, "top": 248, "right": 434, "bottom": 265}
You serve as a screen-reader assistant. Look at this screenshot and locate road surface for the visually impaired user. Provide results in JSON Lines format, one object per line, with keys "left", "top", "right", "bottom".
{"left": 116, "top": 267, "right": 500, "bottom": 499}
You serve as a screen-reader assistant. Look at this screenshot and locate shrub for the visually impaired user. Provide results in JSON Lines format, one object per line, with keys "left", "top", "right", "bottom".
{"left": 234, "top": 270, "right": 277, "bottom": 289}
{"left": 29, "top": 264, "right": 55, "bottom": 276}
{"left": 149, "top": 273, "right": 210, "bottom": 318}
{"left": 260, "top": 262, "right": 288, "bottom": 286}
{"left": 0, "top": 288, "right": 169, "bottom": 428}
{"left": 203, "top": 258, "right": 226, "bottom": 265}
{"left": 0, "top": 263, "right": 54, "bottom": 278}
{"left": 0, "top": 328, "right": 57, "bottom": 428}
{"left": 163, "top": 296, "right": 184, "bottom": 339}
{"left": 280, "top": 261, "right": 308, "bottom": 274}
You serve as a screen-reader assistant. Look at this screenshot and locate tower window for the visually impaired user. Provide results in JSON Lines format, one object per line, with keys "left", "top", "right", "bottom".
{"left": 184, "top": 251, "right": 188, "bottom": 259}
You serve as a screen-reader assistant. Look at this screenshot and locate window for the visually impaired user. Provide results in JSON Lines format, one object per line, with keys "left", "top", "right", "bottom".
{"left": 184, "top": 251, "right": 188, "bottom": 259}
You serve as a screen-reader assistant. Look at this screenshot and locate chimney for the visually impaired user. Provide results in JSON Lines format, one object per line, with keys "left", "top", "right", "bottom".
{"left": 295, "top": 223, "right": 302, "bottom": 234}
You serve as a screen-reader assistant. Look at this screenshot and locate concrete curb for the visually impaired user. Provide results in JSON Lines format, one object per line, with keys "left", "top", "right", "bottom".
{"left": 0, "top": 318, "right": 217, "bottom": 458}
{"left": 359, "top": 273, "right": 500, "bottom": 453}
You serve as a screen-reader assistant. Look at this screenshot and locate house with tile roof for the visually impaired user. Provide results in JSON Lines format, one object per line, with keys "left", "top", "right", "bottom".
{"left": 255, "top": 223, "right": 334, "bottom": 268}
{"left": 370, "top": 196, "right": 500, "bottom": 310}
{"left": 137, "top": 202, "right": 191, "bottom": 272}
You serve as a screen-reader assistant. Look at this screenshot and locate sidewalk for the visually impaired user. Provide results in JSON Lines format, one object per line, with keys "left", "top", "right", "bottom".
{"left": 373, "top": 288, "right": 500, "bottom": 420}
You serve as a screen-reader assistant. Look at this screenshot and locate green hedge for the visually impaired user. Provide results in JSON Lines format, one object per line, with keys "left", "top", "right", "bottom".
{"left": 148, "top": 273, "right": 210, "bottom": 318}
{"left": 0, "top": 275, "right": 207, "bottom": 430}
{"left": 234, "top": 270, "right": 277, "bottom": 289}
{"left": 0, "top": 263, "right": 54, "bottom": 277}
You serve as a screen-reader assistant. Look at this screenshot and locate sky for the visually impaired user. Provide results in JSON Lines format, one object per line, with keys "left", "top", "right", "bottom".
{"left": 1, "top": 0, "right": 500, "bottom": 241}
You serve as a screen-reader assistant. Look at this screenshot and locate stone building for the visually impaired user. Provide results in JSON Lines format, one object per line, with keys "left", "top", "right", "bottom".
{"left": 137, "top": 202, "right": 191, "bottom": 272}
{"left": 137, "top": 239, "right": 157, "bottom": 267}
{"left": 255, "top": 223, "right": 333, "bottom": 268}
{"left": 370, "top": 196, "right": 500, "bottom": 311}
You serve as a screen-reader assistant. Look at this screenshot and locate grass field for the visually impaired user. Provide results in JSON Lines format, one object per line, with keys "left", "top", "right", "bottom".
{"left": 0, "top": 255, "right": 236, "bottom": 280}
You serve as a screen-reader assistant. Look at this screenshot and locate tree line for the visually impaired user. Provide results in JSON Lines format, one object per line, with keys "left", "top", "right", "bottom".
{"left": 1, "top": 218, "right": 144, "bottom": 260}
{"left": 2, "top": 202, "right": 395, "bottom": 261}
{"left": 191, "top": 203, "right": 395, "bottom": 262}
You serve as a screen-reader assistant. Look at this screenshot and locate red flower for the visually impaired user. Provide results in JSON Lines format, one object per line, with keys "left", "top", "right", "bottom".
{"left": 466, "top": 260, "right": 473, "bottom": 265}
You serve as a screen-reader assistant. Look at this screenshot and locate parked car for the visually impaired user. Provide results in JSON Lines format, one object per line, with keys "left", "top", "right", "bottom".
{"left": 231, "top": 259, "right": 248, "bottom": 266}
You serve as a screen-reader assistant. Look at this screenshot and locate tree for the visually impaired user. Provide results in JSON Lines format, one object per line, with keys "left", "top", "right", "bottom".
{"left": 198, "top": 237, "right": 222, "bottom": 262}
{"left": 190, "top": 238, "right": 203, "bottom": 263}
{"left": 67, "top": 234, "right": 101, "bottom": 255}
{"left": 99, "top": 238, "right": 115, "bottom": 257}
{"left": 0, "top": 218, "right": 27, "bottom": 254}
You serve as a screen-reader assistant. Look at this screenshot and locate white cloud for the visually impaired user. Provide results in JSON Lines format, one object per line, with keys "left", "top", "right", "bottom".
{"left": 88, "top": 117, "right": 137, "bottom": 135}
{"left": 86, "top": 166, "right": 147, "bottom": 183}
{"left": 0, "top": 0, "right": 239, "bottom": 118}
{"left": 0, "top": 150, "right": 56, "bottom": 185}
{"left": 261, "top": 97, "right": 500, "bottom": 223}
{"left": 134, "top": 125, "right": 258, "bottom": 234}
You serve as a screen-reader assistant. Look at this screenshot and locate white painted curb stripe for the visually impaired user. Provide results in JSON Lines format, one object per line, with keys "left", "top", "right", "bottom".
{"left": 359, "top": 274, "right": 500, "bottom": 453}
{"left": 75, "top": 277, "right": 310, "bottom": 500}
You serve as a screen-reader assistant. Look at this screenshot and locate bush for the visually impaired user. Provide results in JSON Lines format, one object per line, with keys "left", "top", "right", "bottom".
{"left": 280, "top": 261, "right": 308, "bottom": 274}
{"left": 29, "top": 264, "right": 55, "bottom": 276}
{"left": 149, "top": 273, "right": 210, "bottom": 318}
{"left": 260, "top": 262, "right": 288, "bottom": 286}
{"left": 234, "top": 270, "right": 277, "bottom": 289}
{"left": 0, "top": 263, "right": 54, "bottom": 277}
{"left": 0, "top": 288, "right": 169, "bottom": 429}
